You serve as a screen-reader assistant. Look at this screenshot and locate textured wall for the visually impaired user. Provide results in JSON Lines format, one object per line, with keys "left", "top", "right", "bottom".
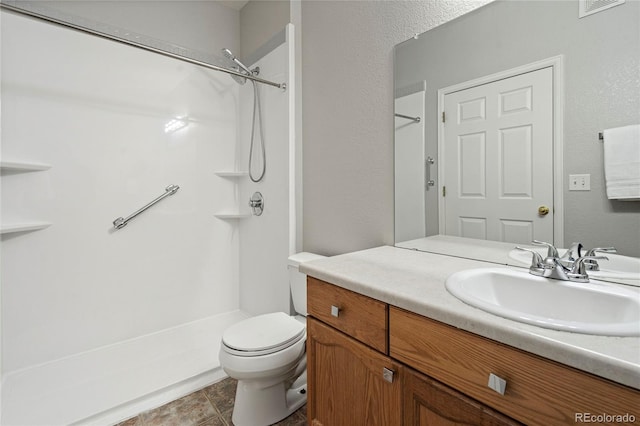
{"left": 301, "top": 0, "right": 492, "bottom": 255}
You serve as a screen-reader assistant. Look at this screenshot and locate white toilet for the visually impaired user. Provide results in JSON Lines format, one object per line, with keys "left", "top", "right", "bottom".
{"left": 219, "top": 252, "right": 325, "bottom": 426}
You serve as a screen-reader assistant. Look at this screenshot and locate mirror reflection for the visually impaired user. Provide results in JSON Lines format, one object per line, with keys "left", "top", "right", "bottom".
{"left": 393, "top": 0, "right": 640, "bottom": 283}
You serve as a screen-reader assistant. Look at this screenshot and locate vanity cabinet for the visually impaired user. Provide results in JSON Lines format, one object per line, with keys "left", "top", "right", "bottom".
{"left": 306, "top": 277, "right": 401, "bottom": 425}
{"left": 403, "top": 366, "right": 520, "bottom": 425}
{"left": 390, "top": 307, "right": 640, "bottom": 425}
{"left": 307, "top": 318, "right": 403, "bottom": 425}
{"left": 307, "top": 277, "right": 640, "bottom": 425}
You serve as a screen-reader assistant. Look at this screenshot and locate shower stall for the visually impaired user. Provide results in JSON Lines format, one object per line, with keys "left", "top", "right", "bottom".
{"left": 0, "top": 4, "right": 298, "bottom": 424}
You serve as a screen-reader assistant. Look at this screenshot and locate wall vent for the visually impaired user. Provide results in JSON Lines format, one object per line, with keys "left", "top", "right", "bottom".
{"left": 579, "top": 0, "right": 625, "bottom": 18}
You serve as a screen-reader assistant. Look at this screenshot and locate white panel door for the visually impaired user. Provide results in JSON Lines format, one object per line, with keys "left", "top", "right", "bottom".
{"left": 442, "top": 67, "right": 553, "bottom": 244}
{"left": 395, "top": 90, "right": 426, "bottom": 242}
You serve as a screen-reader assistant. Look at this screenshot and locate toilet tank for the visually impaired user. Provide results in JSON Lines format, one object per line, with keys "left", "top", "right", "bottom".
{"left": 288, "top": 252, "right": 326, "bottom": 316}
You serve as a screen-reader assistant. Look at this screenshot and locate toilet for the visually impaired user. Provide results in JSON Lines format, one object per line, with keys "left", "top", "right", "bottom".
{"left": 219, "top": 252, "right": 325, "bottom": 426}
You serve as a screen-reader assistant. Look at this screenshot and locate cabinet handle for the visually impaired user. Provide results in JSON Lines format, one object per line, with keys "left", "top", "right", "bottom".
{"left": 331, "top": 305, "right": 340, "bottom": 317}
{"left": 488, "top": 373, "right": 507, "bottom": 395}
{"left": 383, "top": 367, "right": 394, "bottom": 383}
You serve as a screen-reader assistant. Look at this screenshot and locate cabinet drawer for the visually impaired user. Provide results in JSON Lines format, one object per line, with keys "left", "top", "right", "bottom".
{"left": 390, "top": 307, "right": 640, "bottom": 426}
{"left": 308, "top": 277, "right": 387, "bottom": 353}
{"left": 307, "top": 318, "right": 402, "bottom": 426}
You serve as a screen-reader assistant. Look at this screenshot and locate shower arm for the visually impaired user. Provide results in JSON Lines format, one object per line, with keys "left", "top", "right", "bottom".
{"left": 0, "top": 2, "right": 286, "bottom": 91}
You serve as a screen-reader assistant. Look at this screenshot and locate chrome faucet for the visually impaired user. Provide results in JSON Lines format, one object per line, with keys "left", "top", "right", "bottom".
{"left": 515, "top": 245, "right": 607, "bottom": 283}
{"left": 532, "top": 240, "right": 559, "bottom": 258}
{"left": 558, "top": 242, "right": 583, "bottom": 268}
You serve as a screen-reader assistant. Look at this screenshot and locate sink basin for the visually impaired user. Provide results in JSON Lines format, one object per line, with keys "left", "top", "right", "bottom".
{"left": 445, "top": 268, "right": 640, "bottom": 336}
{"left": 508, "top": 248, "right": 640, "bottom": 281}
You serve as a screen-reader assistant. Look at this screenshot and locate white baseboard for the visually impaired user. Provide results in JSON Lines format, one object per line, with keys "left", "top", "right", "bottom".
{"left": 1, "top": 310, "right": 250, "bottom": 426}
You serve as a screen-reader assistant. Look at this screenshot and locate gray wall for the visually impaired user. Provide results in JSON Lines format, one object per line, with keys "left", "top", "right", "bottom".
{"left": 395, "top": 0, "right": 640, "bottom": 256}
{"left": 300, "top": 0, "right": 492, "bottom": 256}
{"left": 240, "top": 0, "right": 290, "bottom": 60}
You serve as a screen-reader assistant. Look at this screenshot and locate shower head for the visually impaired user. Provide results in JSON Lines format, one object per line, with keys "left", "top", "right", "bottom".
{"left": 222, "top": 48, "right": 252, "bottom": 84}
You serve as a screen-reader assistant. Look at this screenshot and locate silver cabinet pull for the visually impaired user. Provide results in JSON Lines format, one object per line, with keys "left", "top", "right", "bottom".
{"left": 488, "top": 373, "right": 507, "bottom": 395}
{"left": 331, "top": 305, "right": 340, "bottom": 317}
{"left": 383, "top": 367, "right": 395, "bottom": 383}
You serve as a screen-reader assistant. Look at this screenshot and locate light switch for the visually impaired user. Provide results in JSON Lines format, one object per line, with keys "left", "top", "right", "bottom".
{"left": 569, "top": 174, "right": 591, "bottom": 191}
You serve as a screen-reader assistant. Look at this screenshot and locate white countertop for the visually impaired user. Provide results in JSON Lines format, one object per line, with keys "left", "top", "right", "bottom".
{"left": 301, "top": 245, "right": 640, "bottom": 390}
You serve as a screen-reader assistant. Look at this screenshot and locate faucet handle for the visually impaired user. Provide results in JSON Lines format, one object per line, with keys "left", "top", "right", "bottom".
{"left": 515, "top": 246, "right": 544, "bottom": 269}
{"left": 584, "top": 247, "right": 617, "bottom": 256}
{"left": 532, "top": 240, "right": 559, "bottom": 258}
{"left": 570, "top": 255, "right": 609, "bottom": 278}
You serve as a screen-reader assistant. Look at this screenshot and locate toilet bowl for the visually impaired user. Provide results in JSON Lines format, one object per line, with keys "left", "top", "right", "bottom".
{"left": 219, "top": 252, "right": 325, "bottom": 426}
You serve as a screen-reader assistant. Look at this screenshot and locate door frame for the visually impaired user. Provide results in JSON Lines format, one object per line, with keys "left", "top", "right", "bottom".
{"left": 437, "top": 55, "right": 564, "bottom": 248}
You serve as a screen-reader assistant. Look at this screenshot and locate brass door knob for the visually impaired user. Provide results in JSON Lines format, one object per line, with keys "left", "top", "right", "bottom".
{"left": 538, "top": 206, "right": 550, "bottom": 216}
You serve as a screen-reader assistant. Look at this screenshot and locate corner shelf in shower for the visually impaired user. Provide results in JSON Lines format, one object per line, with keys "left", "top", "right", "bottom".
{"left": 0, "top": 222, "right": 52, "bottom": 235}
{"left": 1, "top": 161, "right": 52, "bottom": 235}
{"left": 214, "top": 212, "right": 252, "bottom": 220}
{"left": 214, "top": 171, "right": 248, "bottom": 178}
{"left": 1, "top": 161, "right": 52, "bottom": 173}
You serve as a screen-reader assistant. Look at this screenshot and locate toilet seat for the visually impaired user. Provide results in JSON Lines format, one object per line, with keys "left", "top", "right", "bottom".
{"left": 222, "top": 312, "right": 306, "bottom": 357}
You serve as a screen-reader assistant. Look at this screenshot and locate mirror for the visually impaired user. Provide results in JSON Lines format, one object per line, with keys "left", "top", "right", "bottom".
{"left": 393, "top": 0, "right": 640, "bottom": 284}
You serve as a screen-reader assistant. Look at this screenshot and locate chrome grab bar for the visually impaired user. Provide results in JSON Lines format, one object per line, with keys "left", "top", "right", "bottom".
{"left": 395, "top": 113, "right": 421, "bottom": 122}
{"left": 113, "top": 184, "right": 180, "bottom": 230}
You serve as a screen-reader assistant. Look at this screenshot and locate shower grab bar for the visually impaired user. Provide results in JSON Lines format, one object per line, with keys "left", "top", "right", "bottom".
{"left": 395, "top": 113, "right": 421, "bottom": 122}
{"left": 0, "top": 2, "right": 285, "bottom": 90}
{"left": 113, "top": 184, "right": 179, "bottom": 230}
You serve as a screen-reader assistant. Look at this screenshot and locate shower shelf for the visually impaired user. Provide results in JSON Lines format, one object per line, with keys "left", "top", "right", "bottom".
{"left": 1, "top": 222, "right": 52, "bottom": 234}
{"left": 214, "top": 171, "right": 248, "bottom": 178}
{"left": 1, "top": 161, "right": 51, "bottom": 173}
{"left": 214, "top": 213, "right": 252, "bottom": 219}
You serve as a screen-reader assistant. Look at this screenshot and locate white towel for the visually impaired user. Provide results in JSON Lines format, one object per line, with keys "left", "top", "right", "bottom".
{"left": 603, "top": 124, "right": 640, "bottom": 200}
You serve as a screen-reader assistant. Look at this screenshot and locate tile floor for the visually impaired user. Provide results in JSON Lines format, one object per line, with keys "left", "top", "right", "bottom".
{"left": 116, "top": 378, "right": 306, "bottom": 426}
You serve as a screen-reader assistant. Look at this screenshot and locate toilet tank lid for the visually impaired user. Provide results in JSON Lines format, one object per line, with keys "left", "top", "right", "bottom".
{"left": 287, "top": 252, "right": 326, "bottom": 267}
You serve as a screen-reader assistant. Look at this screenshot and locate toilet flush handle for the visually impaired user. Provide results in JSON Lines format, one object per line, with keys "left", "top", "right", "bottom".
{"left": 331, "top": 305, "right": 340, "bottom": 317}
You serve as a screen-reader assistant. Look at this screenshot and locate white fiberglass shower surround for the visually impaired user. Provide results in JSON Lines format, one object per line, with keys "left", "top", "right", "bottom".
{"left": 0, "top": 6, "right": 297, "bottom": 425}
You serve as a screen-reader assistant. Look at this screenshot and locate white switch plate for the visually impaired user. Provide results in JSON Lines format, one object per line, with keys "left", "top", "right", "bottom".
{"left": 569, "top": 174, "right": 591, "bottom": 191}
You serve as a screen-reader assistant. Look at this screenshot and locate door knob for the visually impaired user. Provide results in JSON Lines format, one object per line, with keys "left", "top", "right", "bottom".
{"left": 538, "top": 205, "right": 550, "bottom": 216}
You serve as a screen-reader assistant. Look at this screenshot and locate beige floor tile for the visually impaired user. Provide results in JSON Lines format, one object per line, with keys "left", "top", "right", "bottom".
{"left": 141, "top": 390, "right": 218, "bottom": 426}
{"left": 202, "top": 377, "right": 237, "bottom": 414}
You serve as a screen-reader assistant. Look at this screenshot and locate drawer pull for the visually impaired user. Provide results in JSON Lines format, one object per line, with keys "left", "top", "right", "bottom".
{"left": 331, "top": 305, "right": 340, "bottom": 317}
{"left": 488, "top": 373, "right": 507, "bottom": 395}
{"left": 331, "top": 305, "right": 340, "bottom": 318}
{"left": 382, "top": 367, "right": 394, "bottom": 383}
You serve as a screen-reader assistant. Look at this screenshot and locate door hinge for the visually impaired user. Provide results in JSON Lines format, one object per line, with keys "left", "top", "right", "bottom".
{"left": 442, "top": 111, "right": 446, "bottom": 123}
{"left": 442, "top": 186, "right": 446, "bottom": 197}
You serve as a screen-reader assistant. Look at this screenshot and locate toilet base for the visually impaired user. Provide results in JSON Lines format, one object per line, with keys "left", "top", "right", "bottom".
{"left": 231, "top": 371, "right": 307, "bottom": 426}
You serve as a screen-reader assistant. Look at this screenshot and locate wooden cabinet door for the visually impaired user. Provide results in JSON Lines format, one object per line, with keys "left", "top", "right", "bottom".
{"left": 307, "top": 317, "right": 402, "bottom": 426}
{"left": 404, "top": 366, "right": 521, "bottom": 426}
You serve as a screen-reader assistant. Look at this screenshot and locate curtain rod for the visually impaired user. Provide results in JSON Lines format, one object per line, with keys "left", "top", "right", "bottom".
{"left": 0, "top": 3, "right": 286, "bottom": 90}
